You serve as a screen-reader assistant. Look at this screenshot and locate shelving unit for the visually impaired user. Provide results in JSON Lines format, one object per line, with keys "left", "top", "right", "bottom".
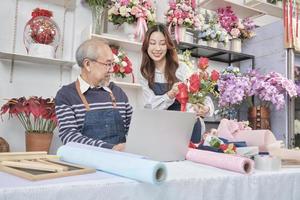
{"left": 199, "top": 0, "right": 265, "bottom": 19}
{"left": 245, "top": 0, "right": 282, "bottom": 18}
{"left": 0, "top": 51, "right": 75, "bottom": 67}
{"left": 114, "top": 81, "right": 142, "bottom": 90}
{"left": 40, "top": 0, "right": 76, "bottom": 10}
{"left": 177, "top": 41, "right": 255, "bottom": 66}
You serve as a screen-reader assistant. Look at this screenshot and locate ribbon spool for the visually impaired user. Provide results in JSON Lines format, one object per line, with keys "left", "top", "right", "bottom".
{"left": 254, "top": 155, "right": 281, "bottom": 171}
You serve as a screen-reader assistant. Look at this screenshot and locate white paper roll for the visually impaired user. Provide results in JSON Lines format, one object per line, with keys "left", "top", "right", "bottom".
{"left": 254, "top": 155, "right": 281, "bottom": 171}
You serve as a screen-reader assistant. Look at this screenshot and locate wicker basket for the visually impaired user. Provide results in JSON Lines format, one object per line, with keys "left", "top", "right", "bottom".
{"left": 0, "top": 137, "right": 10, "bottom": 152}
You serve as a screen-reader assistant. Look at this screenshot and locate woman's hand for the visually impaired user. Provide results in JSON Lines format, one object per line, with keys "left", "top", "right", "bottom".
{"left": 193, "top": 104, "right": 210, "bottom": 117}
{"left": 167, "top": 82, "right": 181, "bottom": 99}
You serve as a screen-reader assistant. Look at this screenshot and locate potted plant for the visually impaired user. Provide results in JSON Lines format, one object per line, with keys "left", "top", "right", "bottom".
{"left": 0, "top": 96, "right": 57, "bottom": 152}
{"left": 85, "top": 0, "right": 110, "bottom": 34}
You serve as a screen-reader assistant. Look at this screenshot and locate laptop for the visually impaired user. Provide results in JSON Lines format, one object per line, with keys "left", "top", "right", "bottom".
{"left": 125, "top": 109, "right": 196, "bottom": 161}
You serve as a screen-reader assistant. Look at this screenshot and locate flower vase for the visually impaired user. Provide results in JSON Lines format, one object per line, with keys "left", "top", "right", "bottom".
{"left": 184, "top": 31, "right": 194, "bottom": 43}
{"left": 123, "top": 23, "right": 137, "bottom": 42}
{"left": 178, "top": 26, "right": 186, "bottom": 42}
{"left": 0, "top": 137, "right": 9, "bottom": 152}
{"left": 207, "top": 40, "right": 218, "bottom": 48}
{"left": 248, "top": 106, "right": 271, "bottom": 130}
{"left": 219, "top": 42, "right": 230, "bottom": 50}
{"left": 231, "top": 38, "right": 242, "bottom": 52}
{"left": 24, "top": 13, "right": 60, "bottom": 58}
{"left": 198, "top": 39, "right": 207, "bottom": 46}
{"left": 276, "top": 1, "right": 283, "bottom": 8}
{"left": 111, "top": 73, "right": 135, "bottom": 83}
{"left": 92, "top": 6, "right": 106, "bottom": 35}
{"left": 26, "top": 132, "right": 53, "bottom": 153}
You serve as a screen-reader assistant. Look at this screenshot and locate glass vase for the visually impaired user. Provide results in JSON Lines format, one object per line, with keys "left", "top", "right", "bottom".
{"left": 24, "top": 16, "right": 60, "bottom": 58}
{"left": 92, "top": 6, "right": 106, "bottom": 34}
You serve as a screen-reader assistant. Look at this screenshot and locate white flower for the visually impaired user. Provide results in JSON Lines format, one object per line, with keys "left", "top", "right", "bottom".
{"left": 121, "top": 61, "right": 127, "bottom": 67}
{"left": 119, "top": 6, "right": 128, "bottom": 17}
{"left": 114, "top": 55, "right": 120, "bottom": 63}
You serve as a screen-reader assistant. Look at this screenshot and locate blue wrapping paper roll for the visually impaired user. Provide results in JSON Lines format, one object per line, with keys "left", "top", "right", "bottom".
{"left": 56, "top": 143, "right": 167, "bottom": 184}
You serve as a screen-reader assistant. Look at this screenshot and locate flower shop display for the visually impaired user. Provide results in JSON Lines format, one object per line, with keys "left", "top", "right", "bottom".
{"left": 217, "top": 66, "right": 248, "bottom": 119}
{"left": 165, "top": 0, "right": 200, "bottom": 43}
{"left": 84, "top": 0, "right": 110, "bottom": 34}
{"left": 217, "top": 6, "right": 255, "bottom": 52}
{"left": 218, "top": 67, "right": 298, "bottom": 128}
{"left": 108, "top": 0, "right": 156, "bottom": 41}
{"left": 0, "top": 97, "right": 57, "bottom": 152}
{"left": 111, "top": 47, "right": 134, "bottom": 83}
{"left": 197, "top": 11, "right": 229, "bottom": 48}
{"left": 176, "top": 57, "right": 219, "bottom": 112}
{"left": 23, "top": 8, "right": 60, "bottom": 58}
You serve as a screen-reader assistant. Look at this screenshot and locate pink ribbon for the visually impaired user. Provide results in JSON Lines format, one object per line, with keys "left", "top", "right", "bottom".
{"left": 135, "top": 17, "right": 147, "bottom": 41}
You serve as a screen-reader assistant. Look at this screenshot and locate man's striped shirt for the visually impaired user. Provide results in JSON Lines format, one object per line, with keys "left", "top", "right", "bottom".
{"left": 55, "top": 81, "right": 133, "bottom": 149}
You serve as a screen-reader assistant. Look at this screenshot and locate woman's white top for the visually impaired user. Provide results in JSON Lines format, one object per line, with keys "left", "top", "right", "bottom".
{"left": 139, "top": 62, "right": 214, "bottom": 117}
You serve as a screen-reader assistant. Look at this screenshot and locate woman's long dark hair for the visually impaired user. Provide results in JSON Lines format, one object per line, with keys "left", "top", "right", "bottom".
{"left": 140, "top": 24, "right": 179, "bottom": 90}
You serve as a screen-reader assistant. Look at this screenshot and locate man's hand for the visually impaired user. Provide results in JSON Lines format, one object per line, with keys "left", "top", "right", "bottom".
{"left": 112, "top": 143, "right": 126, "bottom": 151}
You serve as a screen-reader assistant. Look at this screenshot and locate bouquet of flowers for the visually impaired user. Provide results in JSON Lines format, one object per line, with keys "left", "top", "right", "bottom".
{"left": 112, "top": 48, "right": 134, "bottom": 80}
{"left": 176, "top": 57, "right": 219, "bottom": 111}
{"left": 246, "top": 70, "right": 298, "bottom": 110}
{"left": 198, "top": 11, "right": 229, "bottom": 43}
{"left": 0, "top": 97, "right": 57, "bottom": 133}
{"left": 165, "top": 0, "right": 200, "bottom": 29}
{"left": 217, "top": 66, "right": 250, "bottom": 108}
{"left": 217, "top": 6, "right": 255, "bottom": 40}
{"left": 108, "top": 0, "right": 156, "bottom": 26}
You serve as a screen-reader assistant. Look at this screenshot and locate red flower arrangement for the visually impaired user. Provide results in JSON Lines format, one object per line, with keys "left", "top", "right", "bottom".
{"left": 0, "top": 97, "right": 57, "bottom": 133}
{"left": 111, "top": 48, "right": 134, "bottom": 82}
{"left": 176, "top": 57, "right": 219, "bottom": 111}
{"left": 28, "top": 8, "right": 57, "bottom": 45}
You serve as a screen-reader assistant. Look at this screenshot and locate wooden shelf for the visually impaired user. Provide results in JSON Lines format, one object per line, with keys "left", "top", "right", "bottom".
{"left": 245, "top": 0, "right": 282, "bottom": 18}
{"left": 0, "top": 51, "right": 75, "bottom": 67}
{"left": 92, "top": 34, "right": 142, "bottom": 52}
{"left": 113, "top": 81, "right": 142, "bottom": 89}
{"left": 200, "top": 0, "right": 265, "bottom": 19}
{"left": 40, "top": 0, "right": 76, "bottom": 10}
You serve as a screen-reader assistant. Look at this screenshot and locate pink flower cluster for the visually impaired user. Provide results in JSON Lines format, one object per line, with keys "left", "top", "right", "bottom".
{"left": 108, "top": 0, "right": 156, "bottom": 25}
{"left": 165, "top": 0, "right": 200, "bottom": 28}
{"left": 217, "top": 6, "right": 255, "bottom": 40}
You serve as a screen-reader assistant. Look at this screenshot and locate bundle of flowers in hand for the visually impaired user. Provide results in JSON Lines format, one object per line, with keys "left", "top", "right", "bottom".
{"left": 217, "top": 66, "right": 250, "bottom": 119}
{"left": 111, "top": 47, "right": 134, "bottom": 82}
{"left": 176, "top": 57, "right": 219, "bottom": 112}
{"left": 108, "top": 0, "right": 156, "bottom": 41}
{"left": 24, "top": 8, "right": 60, "bottom": 58}
{"left": 0, "top": 96, "right": 57, "bottom": 133}
{"left": 165, "top": 0, "right": 200, "bottom": 42}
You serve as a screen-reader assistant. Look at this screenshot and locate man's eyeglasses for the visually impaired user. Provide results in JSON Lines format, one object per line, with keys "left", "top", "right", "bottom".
{"left": 89, "top": 59, "right": 115, "bottom": 69}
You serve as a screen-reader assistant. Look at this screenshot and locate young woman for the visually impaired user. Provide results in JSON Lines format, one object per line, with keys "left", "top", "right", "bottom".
{"left": 139, "top": 24, "right": 214, "bottom": 143}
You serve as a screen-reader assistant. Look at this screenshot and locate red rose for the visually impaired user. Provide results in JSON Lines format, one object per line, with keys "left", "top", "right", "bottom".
{"left": 219, "top": 144, "right": 228, "bottom": 151}
{"left": 211, "top": 70, "right": 220, "bottom": 81}
{"left": 124, "top": 65, "right": 132, "bottom": 74}
{"left": 111, "top": 48, "right": 118, "bottom": 55}
{"left": 198, "top": 57, "right": 209, "bottom": 70}
{"left": 189, "top": 73, "right": 200, "bottom": 93}
{"left": 113, "top": 64, "right": 120, "bottom": 73}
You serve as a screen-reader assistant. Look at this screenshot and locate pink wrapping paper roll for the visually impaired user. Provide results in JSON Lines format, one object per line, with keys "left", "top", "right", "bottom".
{"left": 186, "top": 148, "right": 254, "bottom": 174}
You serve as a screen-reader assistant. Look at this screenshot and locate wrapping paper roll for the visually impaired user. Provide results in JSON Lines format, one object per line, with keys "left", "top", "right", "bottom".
{"left": 254, "top": 155, "right": 281, "bottom": 171}
{"left": 57, "top": 143, "right": 167, "bottom": 184}
{"left": 186, "top": 148, "right": 254, "bottom": 174}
